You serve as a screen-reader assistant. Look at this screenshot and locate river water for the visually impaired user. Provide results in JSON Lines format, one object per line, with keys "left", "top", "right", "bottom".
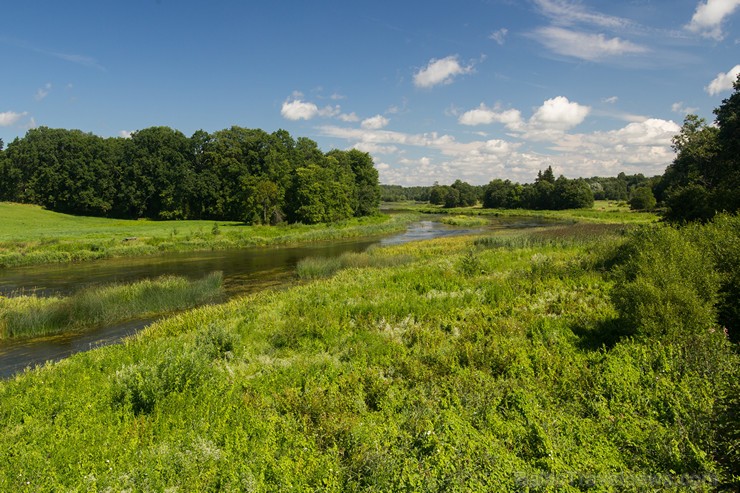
{"left": 0, "top": 217, "right": 550, "bottom": 378}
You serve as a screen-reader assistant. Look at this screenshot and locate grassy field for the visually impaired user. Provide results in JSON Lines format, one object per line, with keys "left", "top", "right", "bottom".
{"left": 0, "top": 217, "right": 736, "bottom": 491}
{"left": 398, "top": 200, "right": 659, "bottom": 225}
{"left": 0, "top": 203, "right": 417, "bottom": 268}
{"left": 0, "top": 272, "right": 223, "bottom": 340}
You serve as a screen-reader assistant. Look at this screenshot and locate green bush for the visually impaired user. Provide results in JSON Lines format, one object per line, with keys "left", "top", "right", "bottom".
{"left": 610, "top": 225, "right": 720, "bottom": 339}
{"left": 112, "top": 347, "right": 208, "bottom": 414}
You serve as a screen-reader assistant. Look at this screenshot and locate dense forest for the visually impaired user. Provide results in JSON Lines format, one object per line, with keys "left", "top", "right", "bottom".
{"left": 0, "top": 127, "right": 381, "bottom": 224}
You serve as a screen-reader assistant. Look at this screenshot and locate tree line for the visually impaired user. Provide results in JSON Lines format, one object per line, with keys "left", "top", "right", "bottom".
{"left": 0, "top": 126, "right": 381, "bottom": 224}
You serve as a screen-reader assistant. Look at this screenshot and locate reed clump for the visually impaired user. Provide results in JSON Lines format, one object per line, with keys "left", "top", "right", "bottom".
{"left": 0, "top": 271, "right": 223, "bottom": 340}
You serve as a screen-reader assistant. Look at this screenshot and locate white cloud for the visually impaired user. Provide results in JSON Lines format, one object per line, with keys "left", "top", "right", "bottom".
{"left": 280, "top": 96, "right": 342, "bottom": 121}
{"left": 705, "top": 64, "right": 740, "bottom": 95}
{"left": 490, "top": 28, "right": 509, "bottom": 45}
{"left": 533, "top": 0, "right": 632, "bottom": 30}
{"left": 352, "top": 142, "right": 400, "bottom": 155}
{"left": 602, "top": 96, "right": 619, "bottom": 104}
{"left": 0, "top": 111, "right": 28, "bottom": 127}
{"left": 458, "top": 104, "right": 524, "bottom": 130}
{"left": 531, "top": 27, "right": 647, "bottom": 61}
{"left": 413, "top": 55, "right": 475, "bottom": 88}
{"left": 338, "top": 112, "right": 360, "bottom": 123}
{"left": 686, "top": 0, "right": 740, "bottom": 40}
{"left": 530, "top": 96, "right": 590, "bottom": 130}
{"left": 281, "top": 99, "right": 320, "bottom": 121}
{"left": 671, "top": 101, "right": 699, "bottom": 114}
{"left": 35, "top": 83, "right": 52, "bottom": 101}
{"left": 119, "top": 130, "right": 133, "bottom": 139}
{"left": 361, "top": 115, "right": 390, "bottom": 130}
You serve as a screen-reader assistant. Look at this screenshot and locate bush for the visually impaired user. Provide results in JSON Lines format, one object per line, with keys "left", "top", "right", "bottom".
{"left": 628, "top": 186, "right": 656, "bottom": 211}
{"left": 610, "top": 225, "right": 720, "bottom": 339}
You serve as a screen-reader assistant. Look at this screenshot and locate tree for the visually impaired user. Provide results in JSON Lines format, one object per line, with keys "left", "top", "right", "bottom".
{"left": 661, "top": 76, "right": 740, "bottom": 221}
{"left": 628, "top": 186, "right": 656, "bottom": 210}
{"left": 327, "top": 149, "right": 380, "bottom": 217}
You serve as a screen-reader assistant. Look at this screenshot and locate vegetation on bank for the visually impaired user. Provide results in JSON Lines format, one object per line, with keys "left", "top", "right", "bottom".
{"left": 0, "top": 214, "right": 737, "bottom": 491}
{"left": 0, "top": 272, "right": 223, "bottom": 340}
{"left": 0, "top": 203, "right": 417, "bottom": 268}
{"left": 402, "top": 200, "right": 658, "bottom": 225}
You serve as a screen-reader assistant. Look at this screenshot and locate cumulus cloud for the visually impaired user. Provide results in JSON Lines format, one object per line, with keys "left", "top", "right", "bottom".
{"left": 686, "top": 0, "right": 740, "bottom": 40}
{"left": 0, "top": 111, "right": 28, "bottom": 127}
{"left": 281, "top": 99, "right": 320, "bottom": 121}
{"left": 361, "top": 115, "right": 390, "bottom": 130}
{"left": 530, "top": 96, "right": 590, "bottom": 130}
{"left": 705, "top": 64, "right": 740, "bottom": 95}
{"left": 119, "top": 130, "right": 133, "bottom": 138}
{"left": 489, "top": 28, "right": 508, "bottom": 45}
{"left": 280, "top": 95, "right": 342, "bottom": 121}
{"left": 413, "top": 55, "right": 475, "bottom": 88}
{"left": 531, "top": 27, "right": 647, "bottom": 61}
{"left": 458, "top": 104, "right": 524, "bottom": 130}
{"left": 35, "top": 83, "right": 52, "bottom": 101}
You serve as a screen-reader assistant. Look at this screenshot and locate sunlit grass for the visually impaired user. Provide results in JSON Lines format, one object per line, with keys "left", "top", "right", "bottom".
{"left": 0, "top": 202, "right": 418, "bottom": 268}
{"left": 0, "top": 272, "right": 223, "bottom": 339}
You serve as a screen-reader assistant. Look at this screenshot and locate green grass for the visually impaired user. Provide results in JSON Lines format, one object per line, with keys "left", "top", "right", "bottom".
{"left": 0, "top": 202, "right": 417, "bottom": 268}
{"left": 437, "top": 214, "right": 489, "bottom": 227}
{"left": 401, "top": 200, "right": 659, "bottom": 224}
{"left": 0, "top": 223, "right": 736, "bottom": 491}
{"left": 0, "top": 272, "right": 223, "bottom": 340}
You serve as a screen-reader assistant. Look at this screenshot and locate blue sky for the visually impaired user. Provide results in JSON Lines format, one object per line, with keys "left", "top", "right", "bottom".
{"left": 1, "top": 0, "right": 739, "bottom": 185}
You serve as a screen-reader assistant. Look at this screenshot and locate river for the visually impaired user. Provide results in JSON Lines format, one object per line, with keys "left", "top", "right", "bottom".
{"left": 0, "top": 217, "right": 550, "bottom": 378}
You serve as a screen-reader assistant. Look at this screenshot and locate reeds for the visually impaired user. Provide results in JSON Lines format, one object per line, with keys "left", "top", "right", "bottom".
{"left": 0, "top": 272, "right": 223, "bottom": 339}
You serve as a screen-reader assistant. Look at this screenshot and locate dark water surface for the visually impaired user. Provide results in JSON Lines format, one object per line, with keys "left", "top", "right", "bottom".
{"left": 0, "top": 217, "right": 549, "bottom": 378}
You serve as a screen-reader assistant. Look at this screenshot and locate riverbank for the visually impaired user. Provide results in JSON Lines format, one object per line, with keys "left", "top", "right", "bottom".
{"left": 1, "top": 218, "right": 736, "bottom": 490}
{"left": 0, "top": 202, "right": 419, "bottom": 269}
{"left": 0, "top": 272, "right": 223, "bottom": 340}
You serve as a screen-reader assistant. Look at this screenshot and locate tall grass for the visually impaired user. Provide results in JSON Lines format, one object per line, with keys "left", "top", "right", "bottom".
{"left": 296, "top": 249, "right": 414, "bottom": 279}
{"left": 0, "top": 272, "right": 223, "bottom": 340}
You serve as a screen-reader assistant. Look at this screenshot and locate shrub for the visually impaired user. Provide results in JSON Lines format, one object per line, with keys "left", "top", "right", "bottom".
{"left": 112, "top": 347, "right": 208, "bottom": 414}
{"left": 610, "top": 225, "right": 720, "bottom": 339}
{"left": 628, "top": 186, "right": 656, "bottom": 211}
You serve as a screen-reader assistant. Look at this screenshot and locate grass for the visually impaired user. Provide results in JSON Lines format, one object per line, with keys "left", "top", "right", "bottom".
{"left": 0, "top": 221, "right": 736, "bottom": 491}
{"left": 296, "top": 248, "right": 414, "bottom": 280}
{"left": 401, "top": 200, "right": 659, "bottom": 224}
{"left": 437, "top": 214, "right": 489, "bottom": 227}
{"left": 0, "top": 272, "right": 223, "bottom": 340}
{"left": 0, "top": 202, "right": 418, "bottom": 268}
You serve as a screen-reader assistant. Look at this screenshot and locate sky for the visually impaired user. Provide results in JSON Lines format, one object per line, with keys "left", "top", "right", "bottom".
{"left": 1, "top": 0, "right": 739, "bottom": 186}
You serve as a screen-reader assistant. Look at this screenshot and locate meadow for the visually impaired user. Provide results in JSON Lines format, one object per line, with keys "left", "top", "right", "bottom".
{"left": 0, "top": 212, "right": 737, "bottom": 491}
{"left": 0, "top": 203, "right": 417, "bottom": 268}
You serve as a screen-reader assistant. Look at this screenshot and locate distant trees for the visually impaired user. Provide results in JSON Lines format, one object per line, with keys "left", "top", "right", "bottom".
{"left": 0, "top": 126, "right": 381, "bottom": 224}
{"left": 482, "top": 166, "right": 593, "bottom": 210}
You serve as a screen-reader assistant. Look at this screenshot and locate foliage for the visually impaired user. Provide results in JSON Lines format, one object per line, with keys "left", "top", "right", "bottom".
{"left": 0, "top": 219, "right": 737, "bottom": 490}
{"left": 481, "top": 169, "right": 594, "bottom": 211}
{"left": 660, "top": 75, "right": 740, "bottom": 221}
{"left": 610, "top": 225, "right": 719, "bottom": 339}
{"left": 628, "top": 185, "right": 656, "bottom": 211}
{"left": 0, "top": 126, "right": 381, "bottom": 224}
